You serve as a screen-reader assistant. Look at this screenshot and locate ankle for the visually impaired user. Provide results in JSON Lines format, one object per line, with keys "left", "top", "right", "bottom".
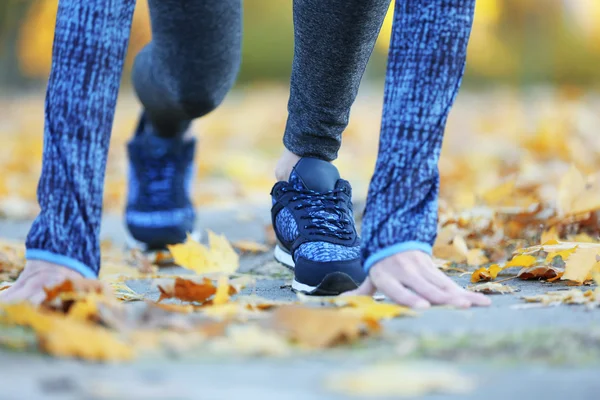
{"left": 275, "top": 149, "right": 302, "bottom": 181}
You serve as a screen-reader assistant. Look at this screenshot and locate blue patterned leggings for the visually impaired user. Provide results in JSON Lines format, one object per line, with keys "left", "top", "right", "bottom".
{"left": 25, "top": 0, "right": 475, "bottom": 277}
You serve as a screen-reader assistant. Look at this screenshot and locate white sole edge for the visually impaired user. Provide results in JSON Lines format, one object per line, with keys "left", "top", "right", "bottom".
{"left": 291, "top": 279, "right": 317, "bottom": 293}
{"left": 274, "top": 244, "right": 295, "bottom": 269}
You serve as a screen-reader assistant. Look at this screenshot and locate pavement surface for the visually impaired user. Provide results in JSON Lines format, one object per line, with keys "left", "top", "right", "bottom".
{"left": 1, "top": 205, "right": 599, "bottom": 400}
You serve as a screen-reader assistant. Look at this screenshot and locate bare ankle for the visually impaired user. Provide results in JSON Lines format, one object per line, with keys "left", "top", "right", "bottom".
{"left": 275, "top": 149, "right": 301, "bottom": 181}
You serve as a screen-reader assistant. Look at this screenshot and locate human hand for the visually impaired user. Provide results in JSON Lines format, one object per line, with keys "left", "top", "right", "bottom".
{"left": 0, "top": 260, "right": 82, "bottom": 305}
{"left": 346, "top": 251, "right": 491, "bottom": 309}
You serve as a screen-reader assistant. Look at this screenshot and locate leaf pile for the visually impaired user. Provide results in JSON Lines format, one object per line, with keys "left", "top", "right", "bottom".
{"left": 0, "top": 235, "right": 411, "bottom": 362}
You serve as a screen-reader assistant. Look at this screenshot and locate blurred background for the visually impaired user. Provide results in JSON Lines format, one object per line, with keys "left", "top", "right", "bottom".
{"left": 0, "top": 0, "right": 600, "bottom": 218}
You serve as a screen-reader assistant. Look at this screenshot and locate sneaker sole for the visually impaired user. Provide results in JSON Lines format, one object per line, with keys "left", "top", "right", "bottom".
{"left": 125, "top": 230, "right": 202, "bottom": 266}
{"left": 274, "top": 244, "right": 359, "bottom": 296}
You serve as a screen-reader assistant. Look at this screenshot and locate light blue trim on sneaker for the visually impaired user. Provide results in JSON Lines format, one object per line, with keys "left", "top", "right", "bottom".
{"left": 26, "top": 249, "right": 97, "bottom": 279}
{"left": 364, "top": 241, "right": 433, "bottom": 274}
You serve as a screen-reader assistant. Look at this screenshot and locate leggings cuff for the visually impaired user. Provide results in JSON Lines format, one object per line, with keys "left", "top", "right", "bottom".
{"left": 26, "top": 249, "right": 98, "bottom": 279}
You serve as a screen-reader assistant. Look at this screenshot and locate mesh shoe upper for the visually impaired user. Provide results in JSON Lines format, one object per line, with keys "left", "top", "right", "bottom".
{"left": 125, "top": 115, "right": 196, "bottom": 248}
{"left": 271, "top": 158, "right": 365, "bottom": 287}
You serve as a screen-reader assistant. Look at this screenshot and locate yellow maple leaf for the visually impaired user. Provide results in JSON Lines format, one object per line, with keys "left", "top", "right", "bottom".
{"left": 545, "top": 247, "right": 577, "bottom": 263}
{"left": 433, "top": 235, "right": 469, "bottom": 263}
{"left": 336, "top": 295, "right": 415, "bottom": 320}
{"left": 168, "top": 231, "right": 239, "bottom": 275}
{"left": 562, "top": 247, "right": 600, "bottom": 283}
{"left": 1, "top": 303, "right": 132, "bottom": 361}
{"left": 504, "top": 255, "right": 537, "bottom": 269}
{"left": 470, "top": 264, "right": 502, "bottom": 283}
{"left": 213, "top": 276, "right": 230, "bottom": 306}
{"left": 557, "top": 166, "right": 600, "bottom": 216}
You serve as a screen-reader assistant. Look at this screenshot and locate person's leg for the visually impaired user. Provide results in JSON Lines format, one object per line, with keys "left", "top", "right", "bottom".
{"left": 352, "top": 0, "right": 490, "bottom": 308}
{"left": 125, "top": 0, "right": 242, "bottom": 251}
{"left": 132, "top": 0, "right": 242, "bottom": 138}
{"left": 272, "top": 0, "right": 390, "bottom": 295}
{"left": 0, "top": 0, "right": 135, "bottom": 304}
{"left": 276, "top": 0, "right": 390, "bottom": 181}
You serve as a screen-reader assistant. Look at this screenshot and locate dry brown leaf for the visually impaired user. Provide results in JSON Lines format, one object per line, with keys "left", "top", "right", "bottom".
{"left": 467, "top": 282, "right": 517, "bottom": 294}
{"left": 157, "top": 277, "right": 216, "bottom": 303}
{"left": 43, "top": 279, "right": 107, "bottom": 304}
{"left": 232, "top": 240, "right": 270, "bottom": 254}
{"left": 522, "top": 289, "right": 596, "bottom": 306}
{"left": 562, "top": 247, "right": 600, "bottom": 283}
{"left": 270, "top": 306, "right": 378, "bottom": 348}
{"left": 325, "top": 364, "right": 475, "bottom": 397}
{"left": 109, "top": 282, "right": 144, "bottom": 302}
{"left": 517, "top": 265, "right": 563, "bottom": 280}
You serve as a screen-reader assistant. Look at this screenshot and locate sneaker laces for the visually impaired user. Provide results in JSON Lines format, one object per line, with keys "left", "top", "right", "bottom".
{"left": 283, "top": 186, "right": 353, "bottom": 240}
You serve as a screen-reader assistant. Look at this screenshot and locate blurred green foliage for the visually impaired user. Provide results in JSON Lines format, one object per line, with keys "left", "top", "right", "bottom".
{"left": 1, "top": 0, "right": 600, "bottom": 89}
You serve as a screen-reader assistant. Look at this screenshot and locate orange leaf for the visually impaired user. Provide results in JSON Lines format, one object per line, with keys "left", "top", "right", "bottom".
{"left": 470, "top": 264, "right": 501, "bottom": 283}
{"left": 517, "top": 265, "right": 562, "bottom": 280}
{"left": 270, "top": 306, "right": 376, "bottom": 348}
{"left": 158, "top": 277, "right": 216, "bottom": 303}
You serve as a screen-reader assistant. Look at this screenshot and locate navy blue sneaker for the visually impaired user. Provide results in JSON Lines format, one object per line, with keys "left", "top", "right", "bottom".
{"left": 271, "top": 158, "right": 366, "bottom": 295}
{"left": 125, "top": 114, "right": 198, "bottom": 254}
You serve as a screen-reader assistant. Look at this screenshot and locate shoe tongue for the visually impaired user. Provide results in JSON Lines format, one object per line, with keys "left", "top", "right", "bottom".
{"left": 289, "top": 157, "right": 340, "bottom": 193}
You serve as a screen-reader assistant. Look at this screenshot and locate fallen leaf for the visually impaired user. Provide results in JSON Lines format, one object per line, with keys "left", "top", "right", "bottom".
{"left": 545, "top": 247, "right": 577, "bottom": 263}
{"left": 325, "top": 363, "right": 475, "bottom": 397}
{"left": 540, "top": 226, "right": 559, "bottom": 244}
{"left": 467, "top": 282, "right": 517, "bottom": 294}
{"left": 433, "top": 235, "right": 469, "bottom": 263}
{"left": 522, "top": 289, "right": 596, "bottom": 306}
{"left": 210, "top": 325, "right": 290, "bottom": 356}
{"left": 232, "top": 240, "right": 270, "bottom": 253}
{"left": 43, "top": 279, "right": 106, "bottom": 304}
{"left": 470, "top": 264, "right": 502, "bottom": 283}
{"left": 517, "top": 265, "right": 563, "bottom": 280}
{"left": 0, "top": 303, "right": 133, "bottom": 361}
{"left": 157, "top": 277, "right": 216, "bottom": 303}
{"left": 213, "top": 276, "right": 230, "bottom": 306}
{"left": 168, "top": 231, "right": 239, "bottom": 275}
{"left": 335, "top": 296, "right": 416, "bottom": 320}
{"left": 504, "top": 255, "right": 537, "bottom": 269}
{"left": 270, "top": 306, "right": 377, "bottom": 348}
{"left": 557, "top": 166, "right": 600, "bottom": 217}
{"left": 110, "top": 282, "right": 144, "bottom": 302}
{"left": 466, "top": 249, "right": 488, "bottom": 267}
{"left": 562, "top": 247, "right": 600, "bottom": 283}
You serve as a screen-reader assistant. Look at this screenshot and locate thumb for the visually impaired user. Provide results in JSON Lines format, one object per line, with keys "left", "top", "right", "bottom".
{"left": 342, "top": 277, "right": 376, "bottom": 297}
